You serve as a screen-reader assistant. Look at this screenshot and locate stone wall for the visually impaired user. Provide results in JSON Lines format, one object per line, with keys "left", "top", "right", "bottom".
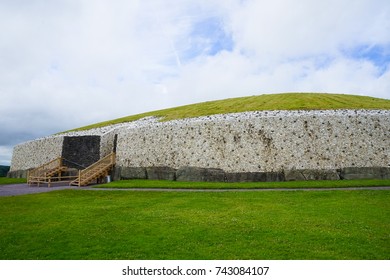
{"left": 116, "top": 110, "right": 390, "bottom": 173}
{"left": 8, "top": 124, "right": 122, "bottom": 177}
{"left": 8, "top": 109, "right": 390, "bottom": 181}
{"left": 9, "top": 136, "right": 64, "bottom": 173}
{"left": 100, "top": 130, "right": 118, "bottom": 158}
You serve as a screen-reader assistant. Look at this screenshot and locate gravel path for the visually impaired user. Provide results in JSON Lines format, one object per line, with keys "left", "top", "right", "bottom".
{"left": 1, "top": 184, "right": 390, "bottom": 197}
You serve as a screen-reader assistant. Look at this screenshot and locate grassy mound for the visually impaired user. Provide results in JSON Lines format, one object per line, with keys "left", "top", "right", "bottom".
{"left": 69, "top": 93, "right": 390, "bottom": 132}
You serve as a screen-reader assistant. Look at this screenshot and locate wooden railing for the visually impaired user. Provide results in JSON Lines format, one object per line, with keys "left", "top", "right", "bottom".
{"left": 27, "top": 157, "right": 71, "bottom": 187}
{"left": 70, "top": 152, "right": 116, "bottom": 187}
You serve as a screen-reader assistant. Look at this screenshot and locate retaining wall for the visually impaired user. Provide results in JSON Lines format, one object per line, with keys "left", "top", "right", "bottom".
{"left": 8, "top": 110, "right": 390, "bottom": 181}
{"left": 9, "top": 136, "right": 64, "bottom": 177}
{"left": 116, "top": 110, "right": 390, "bottom": 173}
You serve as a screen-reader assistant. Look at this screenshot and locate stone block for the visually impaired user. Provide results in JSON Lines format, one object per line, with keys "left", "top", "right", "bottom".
{"left": 7, "top": 170, "right": 28, "bottom": 178}
{"left": 176, "top": 166, "right": 225, "bottom": 182}
{"left": 146, "top": 166, "right": 176, "bottom": 181}
{"left": 119, "top": 166, "right": 147, "bottom": 180}
{"left": 112, "top": 166, "right": 121, "bottom": 181}
{"left": 265, "top": 172, "right": 285, "bottom": 182}
{"left": 300, "top": 169, "right": 340, "bottom": 180}
{"left": 383, "top": 168, "right": 390, "bottom": 179}
{"left": 225, "top": 172, "right": 284, "bottom": 182}
{"left": 225, "top": 172, "right": 255, "bottom": 182}
{"left": 285, "top": 169, "right": 340, "bottom": 181}
{"left": 284, "top": 170, "right": 306, "bottom": 181}
{"left": 340, "top": 167, "right": 390, "bottom": 180}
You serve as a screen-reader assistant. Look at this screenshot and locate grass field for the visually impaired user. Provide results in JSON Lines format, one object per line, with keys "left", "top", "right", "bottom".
{"left": 0, "top": 189, "right": 388, "bottom": 260}
{"left": 0, "top": 177, "right": 26, "bottom": 185}
{"left": 100, "top": 179, "right": 390, "bottom": 189}
{"left": 66, "top": 93, "right": 390, "bottom": 132}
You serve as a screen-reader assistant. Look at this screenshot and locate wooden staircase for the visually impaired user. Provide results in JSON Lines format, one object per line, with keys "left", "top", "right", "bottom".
{"left": 28, "top": 157, "right": 68, "bottom": 187}
{"left": 70, "top": 152, "right": 116, "bottom": 187}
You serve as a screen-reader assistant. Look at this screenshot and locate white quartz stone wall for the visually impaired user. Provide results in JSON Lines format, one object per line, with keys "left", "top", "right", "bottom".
{"left": 98, "top": 118, "right": 159, "bottom": 158}
{"left": 10, "top": 136, "right": 64, "bottom": 171}
{"left": 100, "top": 131, "right": 116, "bottom": 158}
{"left": 9, "top": 117, "right": 158, "bottom": 172}
{"left": 10, "top": 110, "right": 390, "bottom": 174}
{"left": 116, "top": 110, "right": 390, "bottom": 172}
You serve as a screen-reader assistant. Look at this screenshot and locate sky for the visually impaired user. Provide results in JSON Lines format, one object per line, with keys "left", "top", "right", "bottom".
{"left": 1, "top": 0, "right": 390, "bottom": 166}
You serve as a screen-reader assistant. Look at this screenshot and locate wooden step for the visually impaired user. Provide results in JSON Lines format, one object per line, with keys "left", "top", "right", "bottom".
{"left": 28, "top": 157, "right": 69, "bottom": 187}
{"left": 70, "top": 153, "right": 115, "bottom": 187}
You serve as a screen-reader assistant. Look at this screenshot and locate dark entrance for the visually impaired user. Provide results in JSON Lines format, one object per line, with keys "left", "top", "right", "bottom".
{"left": 61, "top": 136, "right": 100, "bottom": 169}
{"left": 113, "top": 134, "right": 118, "bottom": 153}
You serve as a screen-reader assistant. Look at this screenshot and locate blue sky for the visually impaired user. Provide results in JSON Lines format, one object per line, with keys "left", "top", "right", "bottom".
{"left": 0, "top": 0, "right": 390, "bottom": 165}
{"left": 186, "top": 17, "right": 234, "bottom": 58}
{"left": 344, "top": 44, "right": 389, "bottom": 74}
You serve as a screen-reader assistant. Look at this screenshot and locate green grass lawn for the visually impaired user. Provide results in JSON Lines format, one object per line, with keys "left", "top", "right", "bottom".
{"left": 66, "top": 93, "right": 390, "bottom": 132}
{"left": 0, "top": 177, "right": 26, "bottom": 185}
{"left": 100, "top": 179, "right": 390, "bottom": 189}
{"left": 0, "top": 189, "right": 388, "bottom": 260}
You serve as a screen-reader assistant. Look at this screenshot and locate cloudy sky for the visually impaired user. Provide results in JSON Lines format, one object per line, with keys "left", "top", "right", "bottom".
{"left": 1, "top": 0, "right": 390, "bottom": 166}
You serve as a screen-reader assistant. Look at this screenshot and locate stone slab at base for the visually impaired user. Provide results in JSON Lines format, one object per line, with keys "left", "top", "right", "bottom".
{"left": 340, "top": 167, "right": 390, "bottom": 180}
{"left": 9, "top": 166, "right": 390, "bottom": 183}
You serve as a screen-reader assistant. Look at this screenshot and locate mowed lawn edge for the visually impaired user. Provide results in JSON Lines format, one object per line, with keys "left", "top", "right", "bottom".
{"left": 2, "top": 178, "right": 389, "bottom": 189}
{"left": 0, "top": 189, "right": 388, "bottom": 260}
{"left": 97, "top": 179, "right": 390, "bottom": 189}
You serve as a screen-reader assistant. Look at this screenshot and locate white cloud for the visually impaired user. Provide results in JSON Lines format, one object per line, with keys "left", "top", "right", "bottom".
{"left": 0, "top": 0, "right": 389, "bottom": 165}
{"left": 230, "top": 0, "right": 390, "bottom": 59}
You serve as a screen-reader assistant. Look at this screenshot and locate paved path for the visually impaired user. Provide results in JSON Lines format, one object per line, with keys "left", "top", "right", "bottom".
{"left": 0, "top": 184, "right": 79, "bottom": 197}
{"left": 1, "top": 184, "right": 390, "bottom": 197}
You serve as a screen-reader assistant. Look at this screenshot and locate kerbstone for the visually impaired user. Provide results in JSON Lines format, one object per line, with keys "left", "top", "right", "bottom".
{"left": 284, "top": 170, "right": 306, "bottom": 181}
{"left": 225, "top": 172, "right": 284, "bottom": 182}
{"left": 340, "top": 167, "right": 390, "bottom": 180}
{"left": 176, "top": 166, "right": 226, "bottom": 182}
{"left": 119, "top": 167, "right": 147, "bottom": 180}
{"left": 285, "top": 169, "right": 340, "bottom": 181}
{"left": 7, "top": 170, "right": 28, "bottom": 179}
{"left": 301, "top": 169, "right": 340, "bottom": 180}
{"left": 146, "top": 166, "right": 177, "bottom": 181}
